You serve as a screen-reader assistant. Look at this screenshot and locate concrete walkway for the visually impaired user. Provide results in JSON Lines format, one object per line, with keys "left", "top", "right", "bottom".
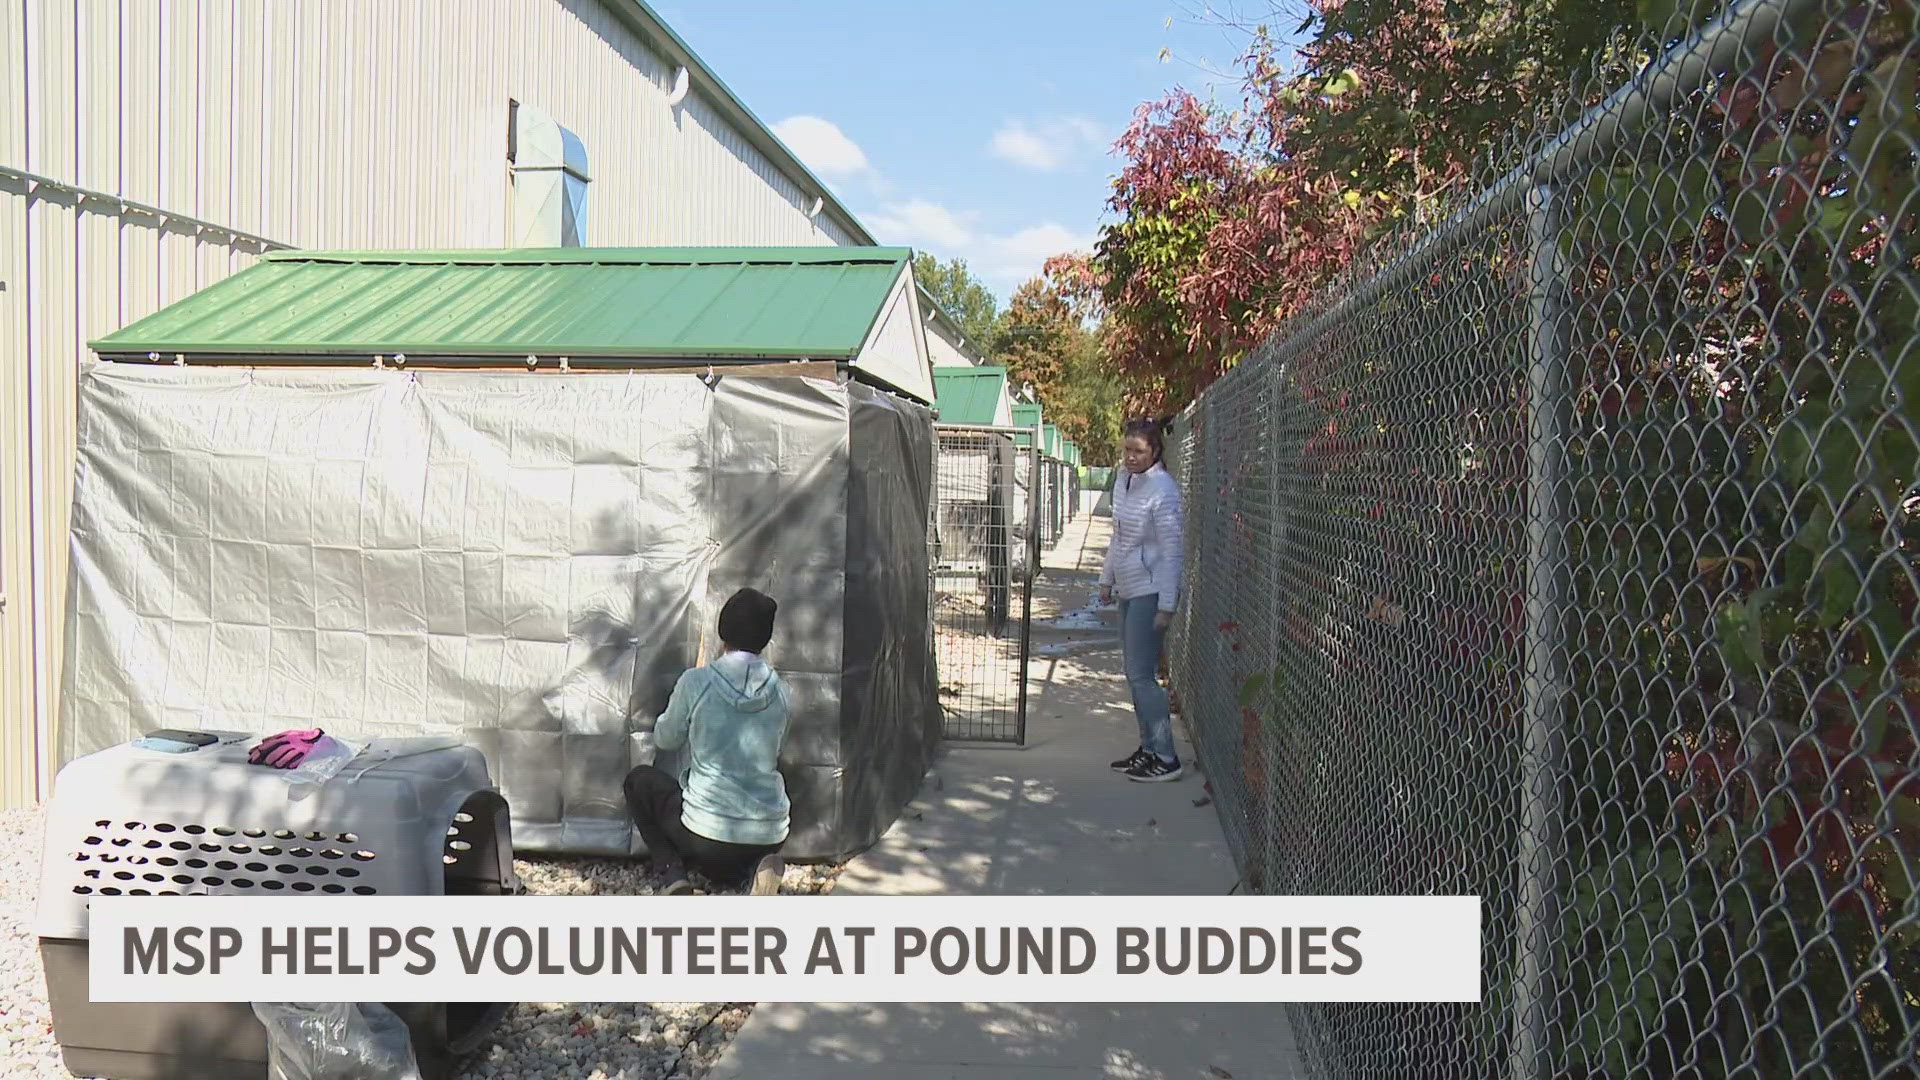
{"left": 711, "top": 514, "right": 1305, "bottom": 1079}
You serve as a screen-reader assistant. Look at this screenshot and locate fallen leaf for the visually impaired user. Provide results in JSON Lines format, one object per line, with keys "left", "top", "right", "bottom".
{"left": 1209, "top": 1066, "right": 1235, "bottom": 1079}
{"left": 1192, "top": 796, "right": 1213, "bottom": 808}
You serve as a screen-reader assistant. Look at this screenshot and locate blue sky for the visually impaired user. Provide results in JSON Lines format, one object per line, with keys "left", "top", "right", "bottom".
{"left": 652, "top": 0, "right": 1277, "bottom": 303}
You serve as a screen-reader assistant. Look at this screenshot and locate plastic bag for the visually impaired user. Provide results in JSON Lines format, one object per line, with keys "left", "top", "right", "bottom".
{"left": 251, "top": 1001, "right": 422, "bottom": 1080}
{"left": 341, "top": 736, "right": 464, "bottom": 784}
{"left": 255, "top": 734, "right": 364, "bottom": 791}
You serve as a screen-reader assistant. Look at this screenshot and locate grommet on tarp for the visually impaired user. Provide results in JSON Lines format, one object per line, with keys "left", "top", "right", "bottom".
{"left": 173, "top": 354, "right": 185, "bottom": 367}
{"left": 393, "top": 353, "right": 407, "bottom": 367}
{"left": 700, "top": 363, "right": 720, "bottom": 389}
{"left": 373, "top": 354, "right": 386, "bottom": 369}
{"left": 526, "top": 354, "right": 539, "bottom": 370}
{"left": 558, "top": 356, "right": 570, "bottom": 373}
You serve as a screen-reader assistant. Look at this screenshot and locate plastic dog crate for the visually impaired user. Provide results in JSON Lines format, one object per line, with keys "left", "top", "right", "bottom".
{"left": 33, "top": 731, "right": 519, "bottom": 1079}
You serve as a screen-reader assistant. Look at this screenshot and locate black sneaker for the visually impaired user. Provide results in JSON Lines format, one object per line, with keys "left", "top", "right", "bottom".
{"left": 655, "top": 856, "right": 692, "bottom": 895}
{"left": 1125, "top": 755, "right": 1183, "bottom": 783}
{"left": 1111, "top": 747, "right": 1151, "bottom": 772}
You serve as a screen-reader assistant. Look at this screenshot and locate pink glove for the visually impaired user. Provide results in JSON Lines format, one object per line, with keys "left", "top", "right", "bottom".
{"left": 249, "top": 728, "right": 327, "bottom": 769}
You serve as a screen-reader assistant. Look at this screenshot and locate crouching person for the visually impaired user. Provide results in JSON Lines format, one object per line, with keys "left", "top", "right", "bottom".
{"left": 624, "top": 587, "right": 790, "bottom": 896}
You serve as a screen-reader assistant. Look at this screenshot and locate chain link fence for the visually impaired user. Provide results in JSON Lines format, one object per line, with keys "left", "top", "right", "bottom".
{"left": 932, "top": 425, "right": 1039, "bottom": 743}
{"left": 1169, "top": 0, "right": 1918, "bottom": 1075}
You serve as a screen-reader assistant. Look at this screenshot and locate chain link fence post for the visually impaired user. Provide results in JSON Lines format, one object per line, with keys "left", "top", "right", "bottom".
{"left": 1509, "top": 182, "right": 1575, "bottom": 1080}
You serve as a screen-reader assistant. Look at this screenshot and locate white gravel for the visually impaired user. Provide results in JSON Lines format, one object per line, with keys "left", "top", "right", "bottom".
{"left": 0, "top": 805, "right": 839, "bottom": 1079}
{"left": 0, "top": 808, "right": 61, "bottom": 1079}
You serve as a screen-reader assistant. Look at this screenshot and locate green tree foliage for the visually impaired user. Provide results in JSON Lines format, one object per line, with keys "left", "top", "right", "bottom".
{"left": 1273, "top": 0, "right": 1641, "bottom": 214}
{"left": 912, "top": 252, "right": 1000, "bottom": 353}
{"left": 994, "top": 271, "right": 1126, "bottom": 465}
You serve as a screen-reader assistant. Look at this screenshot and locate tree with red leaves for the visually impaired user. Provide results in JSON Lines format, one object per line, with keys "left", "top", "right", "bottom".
{"left": 1071, "top": 88, "right": 1371, "bottom": 417}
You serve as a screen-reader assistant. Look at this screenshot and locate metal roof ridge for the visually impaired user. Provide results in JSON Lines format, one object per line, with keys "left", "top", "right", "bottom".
{"left": 259, "top": 246, "right": 913, "bottom": 267}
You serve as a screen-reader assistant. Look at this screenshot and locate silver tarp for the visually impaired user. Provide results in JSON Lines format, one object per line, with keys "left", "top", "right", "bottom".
{"left": 60, "top": 361, "right": 939, "bottom": 860}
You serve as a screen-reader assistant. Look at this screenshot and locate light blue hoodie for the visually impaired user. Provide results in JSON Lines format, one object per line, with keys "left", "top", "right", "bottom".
{"left": 653, "top": 651, "right": 792, "bottom": 846}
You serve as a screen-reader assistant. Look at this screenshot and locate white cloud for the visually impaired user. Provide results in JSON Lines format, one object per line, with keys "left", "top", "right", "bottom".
{"left": 869, "top": 199, "right": 979, "bottom": 251}
{"left": 989, "top": 117, "right": 1109, "bottom": 172}
{"left": 771, "top": 115, "right": 870, "bottom": 177}
{"left": 865, "top": 199, "right": 1094, "bottom": 300}
{"left": 977, "top": 224, "right": 1097, "bottom": 298}
{"left": 989, "top": 224, "right": 1097, "bottom": 269}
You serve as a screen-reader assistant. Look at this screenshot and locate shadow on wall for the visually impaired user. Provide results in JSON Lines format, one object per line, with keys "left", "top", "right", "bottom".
{"left": 473, "top": 502, "right": 711, "bottom": 856}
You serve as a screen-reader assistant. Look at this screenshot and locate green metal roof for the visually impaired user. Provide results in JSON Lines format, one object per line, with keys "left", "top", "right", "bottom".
{"left": 932, "top": 365, "right": 1009, "bottom": 425}
{"left": 1043, "top": 424, "right": 1063, "bottom": 459}
{"left": 1010, "top": 402, "right": 1042, "bottom": 446}
{"left": 89, "top": 247, "right": 914, "bottom": 361}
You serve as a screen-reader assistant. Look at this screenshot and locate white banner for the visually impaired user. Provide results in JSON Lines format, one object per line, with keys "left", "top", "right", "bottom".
{"left": 88, "top": 895, "right": 1481, "bottom": 1003}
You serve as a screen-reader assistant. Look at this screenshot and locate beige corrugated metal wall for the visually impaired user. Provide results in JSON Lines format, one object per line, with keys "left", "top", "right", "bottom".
{"left": 1, "top": 0, "right": 29, "bottom": 812}
{"left": 925, "top": 324, "right": 979, "bottom": 370}
{"left": 0, "top": 0, "right": 868, "bottom": 808}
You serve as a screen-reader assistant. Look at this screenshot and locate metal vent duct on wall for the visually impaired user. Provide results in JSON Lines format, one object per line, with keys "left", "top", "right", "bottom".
{"left": 509, "top": 103, "right": 591, "bottom": 247}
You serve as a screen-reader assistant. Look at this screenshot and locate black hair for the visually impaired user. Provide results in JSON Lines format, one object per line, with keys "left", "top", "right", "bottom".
{"left": 718, "top": 587, "right": 778, "bottom": 654}
{"left": 1122, "top": 416, "right": 1170, "bottom": 465}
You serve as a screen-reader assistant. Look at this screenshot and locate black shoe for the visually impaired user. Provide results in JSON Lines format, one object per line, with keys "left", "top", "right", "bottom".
{"left": 1125, "top": 755, "right": 1183, "bottom": 783}
{"left": 1111, "top": 747, "right": 1151, "bottom": 772}
{"left": 654, "top": 855, "right": 691, "bottom": 895}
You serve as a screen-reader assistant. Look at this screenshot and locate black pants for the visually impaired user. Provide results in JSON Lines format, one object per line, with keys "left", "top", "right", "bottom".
{"left": 622, "top": 765, "right": 780, "bottom": 888}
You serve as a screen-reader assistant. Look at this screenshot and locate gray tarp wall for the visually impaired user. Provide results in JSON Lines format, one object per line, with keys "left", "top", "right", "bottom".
{"left": 59, "top": 362, "right": 938, "bottom": 861}
{"left": 842, "top": 385, "right": 941, "bottom": 850}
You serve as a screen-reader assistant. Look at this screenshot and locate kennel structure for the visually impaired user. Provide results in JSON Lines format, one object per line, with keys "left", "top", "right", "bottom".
{"left": 1010, "top": 402, "right": 1068, "bottom": 549}
{"left": 932, "top": 365, "right": 1015, "bottom": 429}
{"left": 34, "top": 734, "right": 515, "bottom": 1079}
{"left": 61, "top": 248, "right": 943, "bottom": 861}
{"left": 932, "top": 365, "right": 1027, "bottom": 618}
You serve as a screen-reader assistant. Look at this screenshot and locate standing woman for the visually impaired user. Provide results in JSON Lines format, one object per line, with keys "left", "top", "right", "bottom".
{"left": 1101, "top": 417, "right": 1186, "bottom": 782}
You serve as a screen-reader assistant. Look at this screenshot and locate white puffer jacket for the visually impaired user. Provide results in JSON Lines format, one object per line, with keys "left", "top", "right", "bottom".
{"left": 1100, "top": 462, "right": 1185, "bottom": 613}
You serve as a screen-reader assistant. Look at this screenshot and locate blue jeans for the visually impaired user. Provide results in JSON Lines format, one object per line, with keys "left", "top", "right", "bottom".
{"left": 1120, "top": 595, "right": 1176, "bottom": 762}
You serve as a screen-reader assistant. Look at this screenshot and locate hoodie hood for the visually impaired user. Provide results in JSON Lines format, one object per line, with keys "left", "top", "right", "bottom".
{"left": 708, "top": 651, "right": 782, "bottom": 712}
